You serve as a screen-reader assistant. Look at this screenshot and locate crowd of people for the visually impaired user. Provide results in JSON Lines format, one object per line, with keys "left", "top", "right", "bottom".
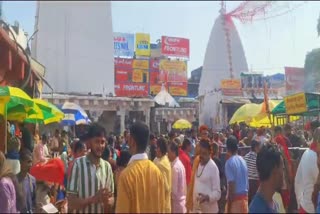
{"left": 1, "top": 119, "right": 320, "bottom": 213}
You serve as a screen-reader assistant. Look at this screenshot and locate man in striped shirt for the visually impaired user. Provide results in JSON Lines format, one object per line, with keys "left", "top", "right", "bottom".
{"left": 244, "top": 140, "right": 260, "bottom": 205}
{"left": 67, "top": 123, "right": 114, "bottom": 213}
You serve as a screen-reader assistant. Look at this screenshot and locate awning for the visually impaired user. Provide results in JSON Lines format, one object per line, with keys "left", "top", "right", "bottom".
{"left": 220, "top": 96, "right": 251, "bottom": 104}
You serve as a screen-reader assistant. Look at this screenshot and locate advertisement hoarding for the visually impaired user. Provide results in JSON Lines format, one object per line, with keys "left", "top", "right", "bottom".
{"left": 285, "top": 67, "right": 305, "bottom": 95}
{"left": 114, "top": 58, "right": 133, "bottom": 69}
{"left": 113, "top": 33, "right": 134, "bottom": 57}
{"left": 115, "top": 68, "right": 131, "bottom": 83}
{"left": 161, "top": 36, "right": 190, "bottom": 58}
{"left": 115, "top": 83, "right": 149, "bottom": 97}
{"left": 168, "top": 82, "right": 188, "bottom": 96}
{"left": 135, "top": 33, "right": 151, "bottom": 57}
{"left": 159, "top": 59, "right": 188, "bottom": 82}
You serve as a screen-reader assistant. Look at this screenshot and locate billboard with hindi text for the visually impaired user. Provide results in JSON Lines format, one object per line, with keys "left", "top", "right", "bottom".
{"left": 135, "top": 33, "right": 151, "bottom": 57}
{"left": 113, "top": 33, "right": 134, "bottom": 57}
{"left": 161, "top": 36, "right": 190, "bottom": 58}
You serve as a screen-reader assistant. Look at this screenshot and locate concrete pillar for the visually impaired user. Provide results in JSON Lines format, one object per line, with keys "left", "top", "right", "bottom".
{"left": 145, "top": 108, "right": 150, "bottom": 128}
{"left": 117, "top": 108, "right": 126, "bottom": 134}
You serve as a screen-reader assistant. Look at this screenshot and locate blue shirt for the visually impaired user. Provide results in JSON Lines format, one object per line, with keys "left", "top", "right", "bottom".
{"left": 249, "top": 192, "right": 277, "bottom": 213}
{"left": 225, "top": 155, "right": 248, "bottom": 195}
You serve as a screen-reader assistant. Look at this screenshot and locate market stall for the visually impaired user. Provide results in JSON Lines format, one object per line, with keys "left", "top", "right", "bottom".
{"left": 271, "top": 92, "right": 320, "bottom": 125}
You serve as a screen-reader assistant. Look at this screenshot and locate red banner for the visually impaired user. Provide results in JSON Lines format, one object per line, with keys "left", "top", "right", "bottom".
{"left": 114, "top": 58, "right": 133, "bottom": 69}
{"left": 149, "top": 59, "right": 159, "bottom": 72}
{"left": 115, "top": 68, "right": 131, "bottom": 83}
{"left": 115, "top": 83, "right": 149, "bottom": 97}
{"left": 285, "top": 67, "right": 304, "bottom": 95}
{"left": 161, "top": 36, "right": 190, "bottom": 58}
{"left": 168, "top": 82, "right": 188, "bottom": 97}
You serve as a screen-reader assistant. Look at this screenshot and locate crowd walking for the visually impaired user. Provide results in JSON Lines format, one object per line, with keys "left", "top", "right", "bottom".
{"left": 2, "top": 120, "right": 320, "bottom": 213}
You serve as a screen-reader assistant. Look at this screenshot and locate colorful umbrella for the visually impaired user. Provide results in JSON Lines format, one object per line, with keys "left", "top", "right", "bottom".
{"left": 24, "top": 99, "right": 64, "bottom": 124}
{"left": 58, "top": 102, "right": 91, "bottom": 126}
{"left": 0, "top": 86, "right": 34, "bottom": 120}
{"left": 172, "top": 119, "right": 192, "bottom": 129}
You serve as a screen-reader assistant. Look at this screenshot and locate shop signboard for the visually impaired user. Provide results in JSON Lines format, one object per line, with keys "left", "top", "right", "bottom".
{"left": 220, "top": 79, "right": 242, "bottom": 96}
{"left": 284, "top": 92, "right": 307, "bottom": 115}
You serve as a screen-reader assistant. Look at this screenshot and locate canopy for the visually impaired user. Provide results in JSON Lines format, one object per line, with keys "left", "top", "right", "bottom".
{"left": 229, "top": 100, "right": 300, "bottom": 127}
{"left": 0, "top": 86, "right": 34, "bottom": 117}
{"left": 24, "top": 99, "right": 64, "bottom": 124}
{"left": 172, "top": 119, "right": 192, "bottom": 129}
{"left": 153, "top": 84, "right": 180, "bottom": 107}
{"left": 272, "top": 92, "right": 320, "bottom": 116}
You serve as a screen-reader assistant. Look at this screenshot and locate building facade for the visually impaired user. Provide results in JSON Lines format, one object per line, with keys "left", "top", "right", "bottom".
{"left": 32, "top": 1, "right": 114, "bottom": 95}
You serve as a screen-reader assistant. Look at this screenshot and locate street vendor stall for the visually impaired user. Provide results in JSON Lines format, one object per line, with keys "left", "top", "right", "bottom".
{"left": 271, "top": 92, "right": 320, "bottom": 125}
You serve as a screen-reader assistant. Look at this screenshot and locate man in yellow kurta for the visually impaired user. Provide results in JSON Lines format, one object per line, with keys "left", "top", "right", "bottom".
{"left": 153, "top": 138, "right": 172, "bottom": 213}
{"left": 115, "top": 122, "right": 167, "bottom": 213}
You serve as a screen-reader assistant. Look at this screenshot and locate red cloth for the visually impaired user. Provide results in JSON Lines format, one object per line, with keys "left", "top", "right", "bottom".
{"left": 310, "top": 142, "right": 317, "bottom": 152}
{"left": 30, "top": 158, "right": 65, "bottom": 185}
{"left": 179, "top": 148, "right": 192, "bottom": 185}
{"left": 280, "top": 189, "right": 290, "bottom": 210}
{"left": 274, "top": 135, "right": 292, "bottom": 170}
{"left": 298, "top": 206, "right": 308, "bottom": 214}
{"left": 233, "top": 130, "right": 241, "bottom": 141}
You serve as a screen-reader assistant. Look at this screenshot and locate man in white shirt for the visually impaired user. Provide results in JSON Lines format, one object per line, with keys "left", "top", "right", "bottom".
{"left": 295, "top": 127, "right": 320, "bottom": 213}
{"left": 193, "top": 139, "right": 221, "bottom": 213}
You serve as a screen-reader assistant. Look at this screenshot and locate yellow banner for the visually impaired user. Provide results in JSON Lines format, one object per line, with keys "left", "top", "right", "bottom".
{"left": 132, "top": 69, "right": 143, "bottom": 83}
{"left": 220, "top": 79, "right": 241, "bottom": 89}
{"left": 284, "top": 92, "right": 307, "bottom": 115}
{"left": 169, "top": 86, "right": 187, "bottom": 96}
{"left": 159, "top": 60, "right": 187, "bottom": 72}
{"left": 135, "top": 33, "right": 151, "bottom": 56}
{"left": 132, "top": 59, "right": 149, "bottom": 70}
{"left": 150, "top": 85, "right": 162, "bottom": 95}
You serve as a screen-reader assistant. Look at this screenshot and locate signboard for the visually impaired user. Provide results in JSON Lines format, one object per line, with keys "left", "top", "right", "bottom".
{"left": 161, "top": 36, "right": 190, "bottom": 58}
{"left": 284, "top": 92, "right": 307, "bottom": 115}
{"left": 132, "top": 59, "right": 149, "bottom": 70}
{"left": 285, "top": 67, "right": 304, "bottom": 95}
{"left": 159, "top": 59, "right": 188, "bottom": 82}
{"left": 114, "top": 58, "right": 133, "bottom": 69}
{"left": 115, "top": 68, "right": 131, "bottom": 83}
{"left": 115, "top": 83, "right": 149, "bottom": 97}
{"left": 221, "top": 79, "right": 241, "bottom": 89}
{"left": 168, "top": 82, "right": 188, "bottom": 96}
{"left": 113, "top": 33, "right": 134, "bottom": 57}
{"left": 150, "top": 59, "right": 159, "bottom": 72}
{"left": 220, "top": 79, "right": 242, "bottom": 96}
{"left": 135, "top": 33, "right": 151, "bottom": 57}
{"left": 132, "top": 69, "right": 148, "bottom": 83}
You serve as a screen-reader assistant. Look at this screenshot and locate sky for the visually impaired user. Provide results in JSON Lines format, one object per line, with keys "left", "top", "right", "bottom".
{"left": 2, "top": 1, "right": 320, "bottom": 77}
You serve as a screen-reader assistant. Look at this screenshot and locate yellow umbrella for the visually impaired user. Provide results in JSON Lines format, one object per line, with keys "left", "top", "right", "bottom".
{"left": 24, "top": 99, "right": 64, "bottom": 124}
{"left": 172, "top": 119, "right": 192, "bottom": 129}
{"left": 0, "top": 86, "right": 34, "bottom": 120}
{"left": 229, "top": 103, "right": 261, "bottom": 124}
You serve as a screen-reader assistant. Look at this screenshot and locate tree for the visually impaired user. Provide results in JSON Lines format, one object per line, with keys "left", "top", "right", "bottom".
{"left": 304, "top": 48, "right": 320, "bottom": 92}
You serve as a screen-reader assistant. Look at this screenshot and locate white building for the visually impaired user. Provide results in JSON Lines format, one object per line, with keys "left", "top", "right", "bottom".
{"left": 199, "top": 14, "right": 249, "bottom": 129}
{"left": 32, "top": 1, "right": 114, "bottom": 95}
